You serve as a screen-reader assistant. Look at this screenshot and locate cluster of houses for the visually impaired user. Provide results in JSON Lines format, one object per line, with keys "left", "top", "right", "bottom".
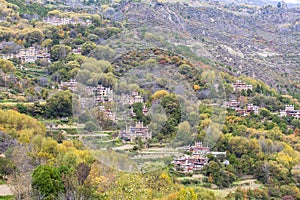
{"left": 1, "top": 47, "right": 50, "bottom": 63}
{"left": 130, "top": 105, "right": 148, "bottom": 117}
{"left": 228, "top": 80, "right": 300, "bottom": 119}
{"left": 225, "top": 100, "right": 300, "bottom": 119}
{"left": 117, "top": 92, "right": 150, "bottom": 141}
{"left": 119, "top": 121, "right": 152, "bottom": 142}
{"left": 119, "top": 91, "right": 144, "bottom": 105}
{"left": 173, "top": 142, "right": 227, "bottom": 173}
{"left": 88, "top": 85, "right": 114, "bottom": 103}
{"left": 60, "top": 81, "right": 114, "bottom": 103}
{"left": 118, "top": 91, "right": 149, "bottom": 117}
{"left": 60, "top": 79, "right": 77, "bottom": 91}
{"left": 225, "top": 100, "right": 259, "bottom": 116}
{"left": 43, "top": 17, "right": 92, "bottom": 26}
{"left": 280, "top": 105, "right": 300, "bottom": 119}
{"left": 16, "top": 47, "right": 50, "bottom": 63}
{"left": 232, "top": 80, "right": 253, "bottom": 92}
{"left": 60, "top": 79, "right": 150, "bottom": 125}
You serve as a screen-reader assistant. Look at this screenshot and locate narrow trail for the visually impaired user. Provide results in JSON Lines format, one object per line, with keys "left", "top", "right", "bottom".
{"left": 0, "top": 184, "right": 13, "bottom": 196}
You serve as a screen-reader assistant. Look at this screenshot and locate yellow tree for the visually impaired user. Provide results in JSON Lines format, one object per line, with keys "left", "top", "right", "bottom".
{"left": 152, "top": 90, "right": 169, "bottom": 100}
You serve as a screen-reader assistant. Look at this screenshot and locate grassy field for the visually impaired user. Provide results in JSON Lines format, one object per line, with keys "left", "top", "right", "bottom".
{"left": 0, "top": 101, "right": 46, "bottom": 106}
{"left": 199, "top": 183, "right": 262, "bottom": 199}
{"left": 0, "top": 195, "right": 14, "bottom": 200}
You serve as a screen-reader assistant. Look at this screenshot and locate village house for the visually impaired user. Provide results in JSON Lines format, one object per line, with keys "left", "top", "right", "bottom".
{"left": 119, "top": 121, "right": 152, "bottom": 142}
{"left": 99, "top": 105, "right": 116, "bottom": 121}
{"left": 43, "top": 17, "right": 92, "bottom": 26}
{"left": 174, "top": 142, "right": 227, "bottom": 173}
{"left": 0, "top": 54, "right": 14, "bottom": 60}
{"left": 237, "top": 103, "right": 259, "bottom": 116}
{"left": 94, "top": 85, "right": 113, "bottom": 103}
{"left": 225, "top": 100, "right": 241, "bottom": 111}
{"left": 60, "top": 79, "right": 77, "bottom": 91}
{"left": 16, "top": 47, "right": 50, "bottom": 63}
{"left": 119, "top": 91, "right": 144, "bottom": 105}
{"left": 174, "top": 155, "right": 209, "bottom": 173}
{"left": 280, "top": 105, "right": 300, "bottom": 118}
{"left": 75, "top": 84, "right": 115, "bottom": 118}
{"left": 132, "top": 91, "right": 144, "bottom": 104}
{"left": 185, "top": 141, "right": 210, "bottom": 155}
{"left": 232, "top": 80, "right": 253, "bottom": 92}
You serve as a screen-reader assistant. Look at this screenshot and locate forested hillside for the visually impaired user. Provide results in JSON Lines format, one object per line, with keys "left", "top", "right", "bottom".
{"left": 0, "top": 0, "right": 300, "bottom": 199}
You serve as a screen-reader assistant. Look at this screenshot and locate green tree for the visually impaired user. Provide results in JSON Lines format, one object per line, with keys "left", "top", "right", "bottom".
{"left": 161, "top": 94, "right": 181, "bottom": 122}
{"left": 132, "top": 102, "right": 150, "bottom": 125}
{"left": 92, "top": 45, "right": 116, "bottom": 61}
{"left": 41, "top": 39, "right": 53, "bottom": 49}
{"left": 26, "top": 29, "right": 44, "bottom": 46}
{"left": 32, "top": 165, "right": 65, "bottom": 200}
{"left": 45, "top": 90, "right": 72, "bottom": 118}
{"left": 291, "top": 119, "right": 300, "bottom": 128}
{"left": 260, "top": 108, "right": 271, "bottom": 118}
{"left": 228, "top": 136, "right": 250, "bottom": 158}
{"left": 84, "top": 121, "right": 98, "bottom": 132}
{"left": 0, "top": 58, "right": 15, "bottom": 73}
{"left": 0, "top": 157, "right": 16, "bottom": 177}
{"left": 178, "top": 64, "right": 193, "bottom": 78}
{"left": 172, "top": 121, "right": 193, "bottom": 147}
{"left": 50, "top": 44, "right": 71, "bottom": 61}
{"left": 81, "top": 41, "right": 96, "bottom": 56}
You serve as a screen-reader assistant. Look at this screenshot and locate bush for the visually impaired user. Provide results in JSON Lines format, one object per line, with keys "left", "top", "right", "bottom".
{"left": 84, "top": 121, "right": 98, "bottom": 132}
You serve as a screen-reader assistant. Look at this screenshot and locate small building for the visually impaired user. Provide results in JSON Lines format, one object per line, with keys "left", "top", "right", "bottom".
{"left": 237, "top": 104, "right": 259, "bottom": 116}
{"left": 247, "top": 104, "right": 259, "bottom": 115}
{"left": 94, "top": 85, "right": 113, "bottom": 102}
{"left": 280, "top": 105, "right": 300, "bottom": 118}
{"left": 131, "top": 91, "right": 144, "bottom": 104}
{"left": 174, "top": 142, "right": 226, "bottom": 173}
{"left": 119, "top": 91, "right": 144, "bottom": 105}
{"left": 225, "top": 100, "right": 241, "bottom": 110}
{"left": 119, "top": 121, "right": 152, "bottom": 142}
{"left": 16, "top": 47, "right": 50, "bottom": 63}
{"left": 232, "top": 80, "right": 253, "bottom": 92}
{"left": 60, "top": 79, "right": 77, "bottom": 91}
{"left": 43, "top": 17, "right": 92, "bottom": 26}
{"left": 185, "top": 141, "right": 210, "bottom": 155}
{"left": 174, "top": 155, "right": 209, "bottom": 173}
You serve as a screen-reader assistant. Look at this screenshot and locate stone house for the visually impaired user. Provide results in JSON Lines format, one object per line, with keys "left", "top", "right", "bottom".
{"left": 280, "top": 105, "right": 300, "bottom": 118}
{"left": 232, "top": 80, "right": 253, "bottom": 92}
{"left": 119, "top": 121, "right": 152, "bottom": 142}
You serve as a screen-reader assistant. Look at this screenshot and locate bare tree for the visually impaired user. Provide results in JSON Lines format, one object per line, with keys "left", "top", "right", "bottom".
{"left": 7, "top": 146, "right": 35, "bottom": 200}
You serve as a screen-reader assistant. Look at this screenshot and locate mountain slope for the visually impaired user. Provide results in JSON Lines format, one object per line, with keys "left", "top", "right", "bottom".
{"left": 110, "top": 1, "right": 299, "bottom": 95}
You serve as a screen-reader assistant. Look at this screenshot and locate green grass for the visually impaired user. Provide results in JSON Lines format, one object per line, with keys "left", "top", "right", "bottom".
{"left": 0, "top": 179, "right": 6, "bottom": 185}
{"left": 0, "top": 101, "right": 46, "bottom": 106}
{"left": 0, "top": 195, "right": 14, "bottom": 200}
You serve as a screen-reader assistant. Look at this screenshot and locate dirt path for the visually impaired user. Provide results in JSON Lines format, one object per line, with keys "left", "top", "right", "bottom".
{"left": 0, "top": 184, "right": 13, "bottom": 196}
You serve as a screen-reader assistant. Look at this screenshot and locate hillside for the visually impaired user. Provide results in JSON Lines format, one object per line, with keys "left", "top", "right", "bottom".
{"left": 107, "top": 1, "right": 299, "bottom": 96}
{"left": 0, "top": 0, "right": 300, "bottom": 199}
